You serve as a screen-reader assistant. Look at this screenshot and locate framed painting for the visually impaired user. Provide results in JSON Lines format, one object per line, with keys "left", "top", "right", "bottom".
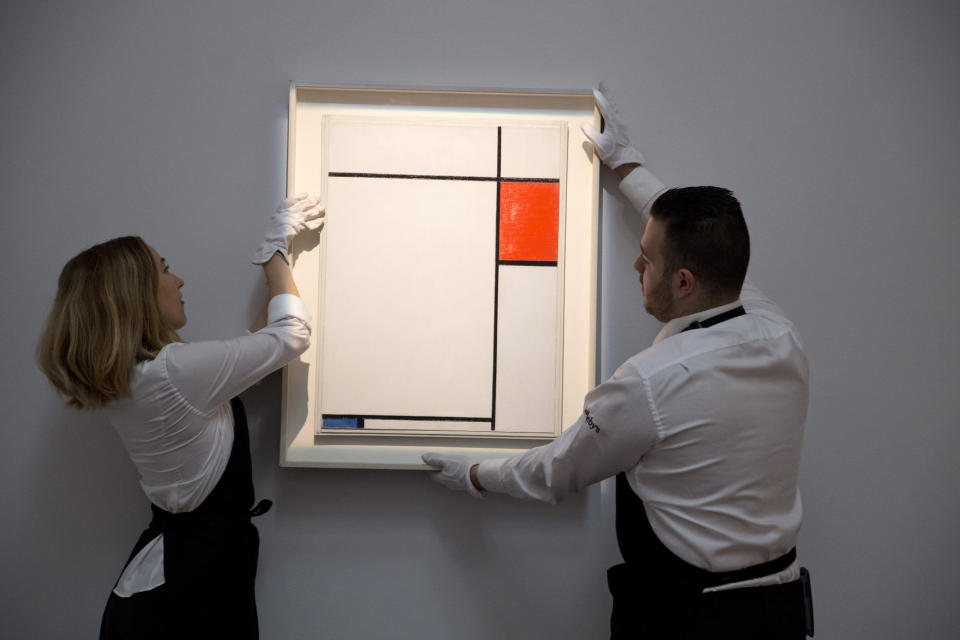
{"left": 280, "top": 84, "right": 599, "bottom": 469}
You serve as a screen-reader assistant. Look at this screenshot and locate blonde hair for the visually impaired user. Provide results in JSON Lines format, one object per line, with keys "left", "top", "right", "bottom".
{"left": 37, "top": 236, "right": 181, "bottom": 409}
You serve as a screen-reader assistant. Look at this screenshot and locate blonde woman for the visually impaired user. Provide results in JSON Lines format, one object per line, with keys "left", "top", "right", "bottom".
{"left": 38, "top": 194, "right": 323, "bottom": 639}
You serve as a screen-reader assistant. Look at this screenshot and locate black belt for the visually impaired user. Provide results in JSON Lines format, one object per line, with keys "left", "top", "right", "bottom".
{"left": 703, "top": 546, "right": 796, "bottom": 589}
{"left": 608, "top": 546, "right": 797, "bottom": 598}
{"left": 150, "top": 498, "right": 272, "bottom": 530}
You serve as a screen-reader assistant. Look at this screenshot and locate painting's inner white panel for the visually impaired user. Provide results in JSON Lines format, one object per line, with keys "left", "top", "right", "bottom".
{"left": 499, "top": 123, "right": 565, "bottom": 180}
{"left": 362, "top": 419, "right": 490, "bottom": 432}
{"left": 495, "top": 265, "right": 560, "bottom": 434}
{"left": 320, "top": 177, "right": 496, "bottom": 419}
{"left": 326, "top": 117, "right": 498, "bottom": 177}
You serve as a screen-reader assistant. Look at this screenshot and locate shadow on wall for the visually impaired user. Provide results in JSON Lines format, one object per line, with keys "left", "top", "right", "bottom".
{"left": 12, "top": 398, "right": 149, "bottom": 631}
{"left": 24, "top": 401, "right": 147, "bottom": 551}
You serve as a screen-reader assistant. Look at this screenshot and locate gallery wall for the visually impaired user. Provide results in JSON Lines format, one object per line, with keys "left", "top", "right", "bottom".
{"left": 2, "top": 1, "right": 958, "bottom": 638}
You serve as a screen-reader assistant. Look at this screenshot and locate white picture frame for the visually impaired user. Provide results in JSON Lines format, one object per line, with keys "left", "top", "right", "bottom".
{"left": 280, "top": 84, "right": 599, "bottom": 469}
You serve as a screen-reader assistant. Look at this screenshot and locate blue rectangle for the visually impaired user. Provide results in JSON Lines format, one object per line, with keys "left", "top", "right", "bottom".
{"left": 322, "top": 417, "right": 360, "bottom": 429}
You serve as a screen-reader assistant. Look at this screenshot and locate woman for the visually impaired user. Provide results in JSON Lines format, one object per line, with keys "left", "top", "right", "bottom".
{"left": 37, "top": 194, "right": 324, "bottom": 639}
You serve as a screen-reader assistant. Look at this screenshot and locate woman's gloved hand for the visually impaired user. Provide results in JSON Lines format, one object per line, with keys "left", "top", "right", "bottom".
{"left": 252, "top": 193, "right": 325, "bottom": 265}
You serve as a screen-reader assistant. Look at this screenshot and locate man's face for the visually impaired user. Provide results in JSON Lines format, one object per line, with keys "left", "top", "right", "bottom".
{"left": 634, "top": 217, "right": 675, "bottom": 322}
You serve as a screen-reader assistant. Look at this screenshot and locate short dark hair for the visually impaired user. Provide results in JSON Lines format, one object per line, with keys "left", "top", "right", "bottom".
{"left": 649, "top": 186, "right": 750, "bottom": 297}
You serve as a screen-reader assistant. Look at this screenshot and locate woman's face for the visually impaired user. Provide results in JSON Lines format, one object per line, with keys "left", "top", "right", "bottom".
{"left": 149, "top": 246, "right": 186, "bottom": 330}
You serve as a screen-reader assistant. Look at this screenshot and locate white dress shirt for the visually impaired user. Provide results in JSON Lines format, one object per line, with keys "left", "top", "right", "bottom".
{"left": 478, "top": 169, "right": 809, "bottom": 587}
{"left": 106, "top": 294, "right": 311, "bottom": 596}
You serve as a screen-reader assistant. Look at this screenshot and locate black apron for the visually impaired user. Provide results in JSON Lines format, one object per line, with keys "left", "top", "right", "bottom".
{"left": 100, "top": 397, "right": 272, "bottom": 640}
{"left": 607, "top": 307, "right": 812, "bottom": 639}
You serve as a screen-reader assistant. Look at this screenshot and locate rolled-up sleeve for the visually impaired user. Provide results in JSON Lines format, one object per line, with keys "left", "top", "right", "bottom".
{"left": 618, "top": 166, "right": 667, "bottom": 220}
{"left": 164, "top": 294, "right": 312, "bottom": 414}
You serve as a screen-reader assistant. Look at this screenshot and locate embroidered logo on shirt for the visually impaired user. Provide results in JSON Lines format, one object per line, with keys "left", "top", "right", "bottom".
{"left": 584, "top": 409, "right": 600, "bottom": 433}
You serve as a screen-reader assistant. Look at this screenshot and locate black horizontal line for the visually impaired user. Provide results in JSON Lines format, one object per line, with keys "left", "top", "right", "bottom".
{"left": 330, "top": 172, "right": 494, "bottom": 181}
{"left": 329, "top": 172, "right": 559, "bottom": 184}
{"left": 498, "top": 260, "right": 558, "bottom": 267}
{"left": 322, "top": 414, "right": 492, "bottom": 423}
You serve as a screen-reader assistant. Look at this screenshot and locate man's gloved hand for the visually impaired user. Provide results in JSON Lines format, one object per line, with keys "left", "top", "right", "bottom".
{"left": 422, "top": 453, "right": 485, "bottom": 498}
{"left": 581, "top": 88, "right": 647, "bottom": 170}
{"left": 252, "top": 193, "right": 325, "bottom": 265}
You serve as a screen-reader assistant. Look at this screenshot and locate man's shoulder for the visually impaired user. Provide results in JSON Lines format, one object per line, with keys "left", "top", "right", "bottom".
{"left": 624, "top": 315, "right": 801, "bottom": 377}
{"left": 615, "top": 338, "right": 692, "bottom": 381}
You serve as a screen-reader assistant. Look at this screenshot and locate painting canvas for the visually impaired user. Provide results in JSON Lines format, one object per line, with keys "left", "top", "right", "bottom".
{"left": 280, "top": 85, "right": 598, "bottom": 469}
{"left": 317, "top": 116, "right": 567, "bottom": 437}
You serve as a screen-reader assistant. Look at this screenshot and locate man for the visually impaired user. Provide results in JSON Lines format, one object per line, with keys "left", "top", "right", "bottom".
{"left": 423, "top": 89, "right": 813, "bottom": 639}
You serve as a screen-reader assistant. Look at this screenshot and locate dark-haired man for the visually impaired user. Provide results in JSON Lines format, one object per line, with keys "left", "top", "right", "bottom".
{"left": 424, "top": 90, "right": 812, "bottom": 639}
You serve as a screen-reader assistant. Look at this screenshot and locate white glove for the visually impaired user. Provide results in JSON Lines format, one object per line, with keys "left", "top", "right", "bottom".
{"left": 422, "top": 453, "right": 485, "bottom": 498}
{"left": 580, "top": 88, "right": 647, "bottom": 169}
{"left": 252, "top": 193, "right": 325, "bottom": 265}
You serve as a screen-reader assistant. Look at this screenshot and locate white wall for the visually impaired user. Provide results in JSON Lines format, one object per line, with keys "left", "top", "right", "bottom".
{"left": 3, "top": 1, "right": 958, "bottom": 638}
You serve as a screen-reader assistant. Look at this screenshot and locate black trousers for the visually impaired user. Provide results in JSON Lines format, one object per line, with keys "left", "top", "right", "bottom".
{"left": 609, "top": 565, "right": 807, "bottom": 639}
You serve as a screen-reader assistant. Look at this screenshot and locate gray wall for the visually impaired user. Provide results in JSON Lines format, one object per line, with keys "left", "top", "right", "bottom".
{"left": 2, "top": 1, "right": 958, "bottom": 638}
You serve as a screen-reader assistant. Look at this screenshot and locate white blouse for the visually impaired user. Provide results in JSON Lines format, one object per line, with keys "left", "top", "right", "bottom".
{"left": 105, "top": 294, "right": 311, "bottom": 596}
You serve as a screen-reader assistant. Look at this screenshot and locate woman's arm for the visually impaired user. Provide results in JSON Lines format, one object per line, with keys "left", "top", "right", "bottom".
{"left": 249, "top": 253, "right": 300, "bottom": 332}
{"left": 167, "top": 296, "right": 312, "bottom": 413}
{"left": 168, "top": 195, "right": 323, "bottom": 412}
{"left": 248, "top": 194, "right": 321, "bottom": 331}
{"left": 167, "top": 255, "right": 314, "bottom": 413}
{"left": 264, "top": 252, "right": 300, "bottom": 297}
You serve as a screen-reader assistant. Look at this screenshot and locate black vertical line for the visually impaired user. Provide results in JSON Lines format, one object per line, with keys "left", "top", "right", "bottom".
{"left": 491, "top": 127, "right": 501, "bottom": 431}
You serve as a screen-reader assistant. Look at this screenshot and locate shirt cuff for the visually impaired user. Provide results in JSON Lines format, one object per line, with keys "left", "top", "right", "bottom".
{"left": 266, "top": 293, "right": 312, "bottom": 327}
{"left": 477, "top": 458, "right": 509, "bottom": 494}
{"left": 619, "top": 165, "right": 668, "bottom": 217}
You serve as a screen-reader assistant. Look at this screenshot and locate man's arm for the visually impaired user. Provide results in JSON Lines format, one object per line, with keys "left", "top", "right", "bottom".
{"left": 616, "top": 163, "right": 640, "bottom": 181}
{"left": 580, "top": 89, "right": 667, "bottom": 221}
{"left": 425, "top": 363, "right": 660, "bottom": 503}
{"left": 585, "top": 89, "right": 788, "bottom": 320}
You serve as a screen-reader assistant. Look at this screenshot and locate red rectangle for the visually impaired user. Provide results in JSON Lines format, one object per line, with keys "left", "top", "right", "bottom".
{"left": 499, "top": 182, "right": 559, "bottom": 262}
